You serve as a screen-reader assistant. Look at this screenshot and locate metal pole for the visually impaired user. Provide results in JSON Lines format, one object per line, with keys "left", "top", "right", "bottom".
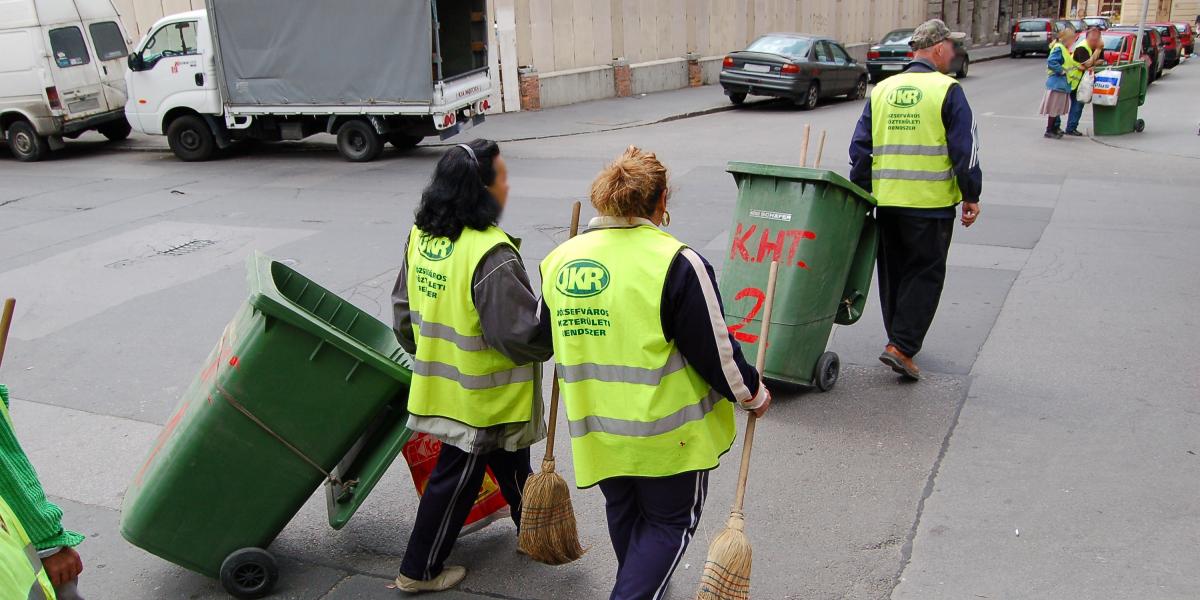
{"left": 1132, "top": 0, "right": 1150, "bottom": 68}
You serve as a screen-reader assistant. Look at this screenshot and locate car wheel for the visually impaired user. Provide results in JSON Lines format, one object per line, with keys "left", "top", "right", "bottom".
{"left": 6, "top": 121, "right": 49, "bottom": 162}
{"left": 798, "top": 81, "right": 819, "bottom": 110}
{"left": 167, "top": 115, "right": 216, "bottom": 162}
{"left": 728, "top": 92, "right": 747, "bottom": 106}
{"left": 956, "top": 56, "right": 969, "bottom": 78}
{"left": 336, "top": 119, "right": 383, "bottom": 162}
{"left": 850, "top": 76, "right": 867, "bottom": 100}
{"left": 98, "top": 116, "right": 132, "bottom": 142}
{"left": 1010, "top": 50, "right": 1019, "bottom": 58}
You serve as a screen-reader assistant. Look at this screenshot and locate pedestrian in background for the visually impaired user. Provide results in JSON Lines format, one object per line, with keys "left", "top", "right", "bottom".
{"left": 849, "top": 19, "right": 982, "bottom": 381}
{"left": 539, "top": 146, "right": 769, "bottom": 600}
{"left": 0, "top": 384, "right": 85, "bottom": 599}
{"left": 391, "top": 139, "right": 552, "bottom": 593}
{"left": 1041, "top": 26, "right": 1077, "bottom": 139}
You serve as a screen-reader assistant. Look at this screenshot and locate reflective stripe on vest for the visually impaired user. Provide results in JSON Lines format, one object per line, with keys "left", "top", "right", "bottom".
{"left": 869, "top": 71, "right": 962, "bottom": 209}
{"left": 0, "top": 496, "right": 55, "bottom": 600}
{"left": 405, "top": 226, "right": 536, "bottom": 428}
{"left": 541, "top": 225, "right": 736, "bottom": 488}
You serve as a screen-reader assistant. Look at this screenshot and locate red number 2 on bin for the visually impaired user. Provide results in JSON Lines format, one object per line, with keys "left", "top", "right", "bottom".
{"left": 727, "top": 286, "right": 766, "bottom": 344}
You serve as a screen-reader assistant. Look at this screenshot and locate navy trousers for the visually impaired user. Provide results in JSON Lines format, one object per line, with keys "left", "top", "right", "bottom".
{"left": 876, "top": 210, "right": 954, "bottom": 357}
{"left": 598, "top": 470, "right": 710, "bottom": 600}
{"left": 399, "top": 444, "right": 531, "bottom": 581}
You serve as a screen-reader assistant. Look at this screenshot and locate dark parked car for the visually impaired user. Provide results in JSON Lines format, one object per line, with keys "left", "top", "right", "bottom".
{"left": 866, "top": 28, "right": 970, "bottom": 83}
{"left": 720, "top": 33, "right": 869, "bottom": 109}
{"left": 1149, "top": 23, "right": 1181, "bottom": 67}
{"left": 1011, "top": 17, "right": 1063, "bottom": 56}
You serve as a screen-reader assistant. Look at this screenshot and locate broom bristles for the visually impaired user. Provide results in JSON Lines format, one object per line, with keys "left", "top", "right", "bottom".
{"left": 518, "top": 459, "right": 585, "bottom": 565}
{"left": 695, "top": 514, "right": 752, "bottom": 600}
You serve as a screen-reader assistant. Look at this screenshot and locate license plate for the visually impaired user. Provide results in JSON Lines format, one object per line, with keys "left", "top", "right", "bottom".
{"left": 744, "top": 63, "right": 771, "bottom": 73}
{"left": 883, "top": 64, "right": 903, "bottom": 71}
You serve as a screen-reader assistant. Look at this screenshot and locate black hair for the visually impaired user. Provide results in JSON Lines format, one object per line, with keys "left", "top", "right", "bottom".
{"left": 413, "top": 139, "right": 502, "bottom": 240}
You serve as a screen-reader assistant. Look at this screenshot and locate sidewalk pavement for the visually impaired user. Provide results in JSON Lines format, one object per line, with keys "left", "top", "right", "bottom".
{"left": 104, "top": 45, "right": 1015, "bottom": 153}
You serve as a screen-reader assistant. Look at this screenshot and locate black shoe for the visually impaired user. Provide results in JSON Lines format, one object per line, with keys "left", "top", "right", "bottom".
{"left": 1064, "top": 129, "right": 1083, "bottom": 137}
{"left": 1044, "top": 130, "right": 1062, "bottom": 139}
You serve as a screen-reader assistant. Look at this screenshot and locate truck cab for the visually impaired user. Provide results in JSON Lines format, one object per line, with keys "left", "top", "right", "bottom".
{"left": 1, "top": 0, "right": 133, "bottom": 162}
{"left": 123, "top": 11, "right": 220, "bottom": 136}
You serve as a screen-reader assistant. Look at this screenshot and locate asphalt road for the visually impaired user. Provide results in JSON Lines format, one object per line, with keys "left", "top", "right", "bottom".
{"left": 1, "top": 55, "right": 1197, "bottom": 599}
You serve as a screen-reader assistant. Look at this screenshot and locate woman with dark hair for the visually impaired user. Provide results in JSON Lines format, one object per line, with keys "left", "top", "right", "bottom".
{"left": 391, "top": 139, "right": 551, "bottom": 593}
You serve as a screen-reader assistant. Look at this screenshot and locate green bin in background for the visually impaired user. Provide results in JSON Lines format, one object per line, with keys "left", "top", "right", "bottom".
{"left": 719, "top": 162, "right": 877, "bottom": 391}
{"left": 121, "top": 253, "right": 413, "bottom": 599}
{"left": 1093, "top": 61, "right": 1147, "bottom": 136}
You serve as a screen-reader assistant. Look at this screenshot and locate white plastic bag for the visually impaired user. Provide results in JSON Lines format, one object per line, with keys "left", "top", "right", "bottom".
{"left": 1076, "top": 71, "right": 1095, "bottom": 103}
{"left": 1092, "top": 69, "right": 1121, "bottom": 106}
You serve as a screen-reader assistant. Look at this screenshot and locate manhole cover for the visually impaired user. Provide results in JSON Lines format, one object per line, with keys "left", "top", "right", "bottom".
{"left": 158, "top": 239, "right": 216, "bottom": 256}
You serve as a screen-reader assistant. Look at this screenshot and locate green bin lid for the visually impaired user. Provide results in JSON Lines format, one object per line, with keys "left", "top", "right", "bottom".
{"left": 727, "top": 162, "right": 877, "bottom": 206}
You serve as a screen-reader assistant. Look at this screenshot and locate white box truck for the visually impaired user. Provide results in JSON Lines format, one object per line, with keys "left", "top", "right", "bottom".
{"left": 0, "top": 0, "right": 132, "bottom": 162}
{"left": 125, "top": 0, "right": 492, "bottom": 162}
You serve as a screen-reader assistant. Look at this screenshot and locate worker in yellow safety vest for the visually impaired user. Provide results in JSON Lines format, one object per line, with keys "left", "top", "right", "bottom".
{"left": 849, "top": 19, "right": 983, "bottom": 380}
{"left": 391, "top": 139, "right": 552, "bottom": 593}
{"left": 540, "top": 146, "right": 770, "bottom": 600}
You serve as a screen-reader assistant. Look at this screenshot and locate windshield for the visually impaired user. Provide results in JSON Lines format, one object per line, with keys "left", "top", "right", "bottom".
{"left": 1102, "top": 35, "right": 1124, "bottom": 51}
{"left": 1018, "top": 20, "right": 1048, "bottom": 32}
{"left": 1152, "top": 25, "right": 1171, "bottom": 36}
{"left": 746, "top": 36, "right": 812, "bottom": 58}
{"left": 880, "top": 30, "right": 913, "bottom": 44}
{"left": 1084, "top": 18, "right": 1106, "bottom": 27}
{"left": 1175, "top": 24, "right": 1186, "bottom": 33}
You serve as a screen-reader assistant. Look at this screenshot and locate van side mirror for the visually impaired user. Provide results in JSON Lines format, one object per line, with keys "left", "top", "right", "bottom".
{"left": 128, "top": 52, "right": 144, "bottom": 72}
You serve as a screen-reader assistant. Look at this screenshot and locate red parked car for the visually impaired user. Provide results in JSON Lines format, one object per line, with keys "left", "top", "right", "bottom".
{"left": 1108, "top": 26, "right": 1164, "bottom": 81}
{"left": 1149, "top": 23, "right": 1181, "bottom": 67}
{"left": 1101, "top": 31, "right": 1154, "bottom": 71}
{"left": 1172, "top": 22, "right": 1195, "bottom": 55}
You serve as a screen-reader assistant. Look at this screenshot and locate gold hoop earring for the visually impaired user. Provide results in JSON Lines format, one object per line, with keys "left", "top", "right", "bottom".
{"left": 662, "top": 210, "right": 671, "bottom": 227}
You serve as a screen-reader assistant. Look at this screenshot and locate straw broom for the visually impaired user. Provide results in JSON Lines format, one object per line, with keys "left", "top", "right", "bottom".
{"left": 696, "top": 260, "right": 780, "bottom": 600}
{"left": 517, "top": 201, "right": 586, "bottom": 565}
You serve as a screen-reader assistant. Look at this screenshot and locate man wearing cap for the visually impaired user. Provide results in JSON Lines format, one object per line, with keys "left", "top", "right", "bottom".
{"left": 849, "top": 19, "right": 982, "bottom": 380}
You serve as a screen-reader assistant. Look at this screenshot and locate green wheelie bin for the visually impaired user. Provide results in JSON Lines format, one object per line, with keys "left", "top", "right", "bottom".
{"left": 720, "top": 162, "right": 877, "bottom": 391}
{"left": 121, "top": 253, "right": 414, "bottom": 599}
{"left": 1093, "top": 61, "right": 1148, "bottom": 136}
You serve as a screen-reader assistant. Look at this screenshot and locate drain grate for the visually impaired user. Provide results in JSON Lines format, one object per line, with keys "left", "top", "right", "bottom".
{"left": 157, "top": 239, "right": 216, "bottom": 256}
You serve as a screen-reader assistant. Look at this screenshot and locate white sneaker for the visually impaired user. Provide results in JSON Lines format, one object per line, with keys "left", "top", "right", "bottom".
{"left": 394, "top": 566, "right": 467, "bottom": 593}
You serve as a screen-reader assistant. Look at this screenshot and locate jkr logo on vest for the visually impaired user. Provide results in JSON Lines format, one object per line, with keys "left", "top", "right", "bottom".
{"left": 555, "top": 259, "right": 611, "bottom": 298}
{"left": 417, "top": 236, "right": 455, "bottom": 261}
{"left": 886, "top": 86, "right": 924, "bottom": 108}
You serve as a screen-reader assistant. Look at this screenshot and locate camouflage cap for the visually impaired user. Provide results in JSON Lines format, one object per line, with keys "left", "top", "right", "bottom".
{"left": 909, "top": 19, "right": 967, "bottom": 49}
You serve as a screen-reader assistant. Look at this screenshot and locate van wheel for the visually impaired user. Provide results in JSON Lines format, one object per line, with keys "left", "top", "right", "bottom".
{"left": 167, "top": 115, "right": 216, "bottom": 161}
{"left": 6, "top": 121, "right": 48, "bottom": 162}
{"left": 337, "top": 120, "right": 383, "bottom": 162}
{"left": 386, "top": 133, "right": 424, "bottom": 150}
{"left": 98, "top": 117, "right": 132, "bottom": 142}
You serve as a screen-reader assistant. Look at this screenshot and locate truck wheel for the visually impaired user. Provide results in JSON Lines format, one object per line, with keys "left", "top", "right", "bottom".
{"left": 98, "top": 117, "right": 132, "bottom": 142}
{"left": 219, "top": 548, "right": 278, "bottom": 599}
{"left": 386, "top": 132, "right": 424, "bottom": 150}
{"left": 337, "top": 120, "right": 383, "bottom": 162}
{"left": 6, "top": 121, "right": 49, "bottom": 162}
{"left": 167, "top": 115, "right": 216, "bottom": 161}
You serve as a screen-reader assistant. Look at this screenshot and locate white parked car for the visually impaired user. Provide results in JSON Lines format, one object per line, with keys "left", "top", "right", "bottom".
{"left": 0, "top": 0, "right": 132, "bottom": 161}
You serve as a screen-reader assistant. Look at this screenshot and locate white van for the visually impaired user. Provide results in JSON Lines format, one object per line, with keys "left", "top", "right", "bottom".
{"left": 0, "top": 0, "right": 132, "bottom": 161}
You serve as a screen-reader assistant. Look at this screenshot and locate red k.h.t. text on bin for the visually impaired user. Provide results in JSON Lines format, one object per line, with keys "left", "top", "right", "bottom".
{"left": 729, "top": 223, "right": 817, "bottom": 269}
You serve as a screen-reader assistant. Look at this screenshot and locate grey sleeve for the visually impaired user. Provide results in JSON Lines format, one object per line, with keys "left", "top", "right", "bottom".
{"left": 391, "top": 241, "right": 417, "bottom": 354}
{"left": 472, "top": 245, "right": 554, "bottom": 364}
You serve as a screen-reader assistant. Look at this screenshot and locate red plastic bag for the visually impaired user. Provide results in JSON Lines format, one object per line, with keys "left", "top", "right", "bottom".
{"left": 401, "top": 432, "right": 510, "bottom": 535}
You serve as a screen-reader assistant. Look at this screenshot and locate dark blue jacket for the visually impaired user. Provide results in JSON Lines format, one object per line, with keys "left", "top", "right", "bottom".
{"left": 849, "top": 59, "right": 983, "bottom": 216}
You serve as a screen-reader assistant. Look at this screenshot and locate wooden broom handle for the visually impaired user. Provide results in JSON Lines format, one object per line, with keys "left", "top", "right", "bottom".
{"left": 543, "top": 202, "right": 582, "bottom": 462}
{"left": 732, "top": 261, "right": 779, "bottom": 513}
{"left": 0, "top": 298, "right": 14, "bottom": 370}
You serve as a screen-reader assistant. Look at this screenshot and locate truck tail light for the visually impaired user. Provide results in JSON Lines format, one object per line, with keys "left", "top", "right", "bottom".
{"left": 442, "top": 113, "right": 456, "bottom": 127}
{"left": 867, "top": 50, "right": 880, "bottom": 59}
{"left": 781, "top": 63, "right": 801, "bottom": 75}
{"left": 722, "top": 56, "right": 734, "bottom": 68}
{"left": 45, "top": 86, "right": 61, "bottom": 110}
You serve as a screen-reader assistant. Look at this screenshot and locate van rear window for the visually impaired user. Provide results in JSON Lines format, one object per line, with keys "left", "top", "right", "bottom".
{"left": 1018, "top": 21, "right": 1048, "bottom": 32}
{"left": 89, "top": 21, "right": 127, "bottom": 60}
{"left": 49, "top": 27, "right": 90, "bottom": 67}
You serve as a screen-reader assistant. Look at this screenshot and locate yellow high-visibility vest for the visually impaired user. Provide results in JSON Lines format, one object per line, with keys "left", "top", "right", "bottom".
{"left": 0, "top": 494, "right": 55, "bottom": 600}
{"left": 541, "top": 224, "right": 735, "bottom": 488}
{"left": 405, "top": 225, "right": 536, "bottom": 428}
{"left": 869, "top": 71, "right": 962, "bottom": 209}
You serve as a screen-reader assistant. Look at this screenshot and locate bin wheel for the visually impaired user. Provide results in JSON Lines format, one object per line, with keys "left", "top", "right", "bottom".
{"left": 220, "top": 548, "right": 278, "bottom": 599}
{"left": 1134, "top": 119, "right": 1145, "bottom": 133}
{"left": 814, "top": 352, "right": 840, "bottom": 392}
